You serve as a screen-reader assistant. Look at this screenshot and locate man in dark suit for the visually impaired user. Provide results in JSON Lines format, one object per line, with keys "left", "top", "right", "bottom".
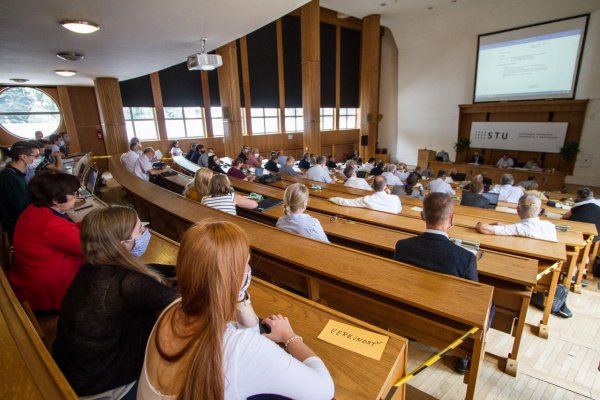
{"left": 562, "top": 187, "right": 600, "bottom": 242}
{"left": 393, "top": 192, "right": 487, "bottom": 373}
{"left": 460, "top": 181, "right": 490, "bottom": 209}
{"left": 469, "top": 152, "right": 484, "bottom": 164}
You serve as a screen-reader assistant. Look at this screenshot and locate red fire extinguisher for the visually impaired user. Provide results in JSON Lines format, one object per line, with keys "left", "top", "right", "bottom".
{"left": 97, "top": 127, "right": 104, "bottom": 140}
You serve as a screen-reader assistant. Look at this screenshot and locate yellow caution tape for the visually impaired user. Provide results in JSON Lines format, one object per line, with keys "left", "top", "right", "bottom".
{"left": 536, "top": 261, "right": 560, "bottom": 280}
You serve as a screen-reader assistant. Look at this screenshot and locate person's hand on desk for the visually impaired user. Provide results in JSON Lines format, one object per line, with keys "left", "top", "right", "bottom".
{"left": 262, "top": 314, "right": 317, "bottom": 361}
{"left": 149, "top": 166, "right": 169, "bottom": 175}
{"left": 476, "top": 221, "right": 500, "bottom": 235}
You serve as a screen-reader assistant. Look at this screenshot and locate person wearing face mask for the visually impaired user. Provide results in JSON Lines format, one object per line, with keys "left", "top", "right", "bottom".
{"left": 8, "top": 171, "right": 84, "bottom": 310}
{"left": 0, "top": 140, "right": 39, "bottom": 238}
{"left": 209, "top": 154, "right": 226, "bottom": 174}
{"left": 198, "top": 146, "right": 212, "bottom": 168}
{"left": 169, "top": 140, "right": 183, "bottom": 157}
{"left": 53, "top": 206, "right": 178, "bottom": 400}
{"left": 48, "top": 133, "right": 64, "bottom": 154}
{"left": 247, "top": 147, "right": 262, "bottom": 168}
{"left": 25, "top": 140, "right": 46, "bottom": 182}
{"left": 133, "top": 147, "right": 168, "bottom": 182}
{"left": 238, "top": 144, "right": 250, "bottom": 163}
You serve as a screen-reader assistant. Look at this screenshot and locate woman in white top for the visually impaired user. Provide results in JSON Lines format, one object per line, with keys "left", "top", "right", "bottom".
{"left": 276, "top": 183, "right": 329, "bottom": 243}
{"left": 138, "top": 220, "right": 334, "bottom": 400}
{"left": 169, "top": 141, "right": 183, "bottom": 157}
{"left": 201, "top": 174, "right": 258, "bottom": 215}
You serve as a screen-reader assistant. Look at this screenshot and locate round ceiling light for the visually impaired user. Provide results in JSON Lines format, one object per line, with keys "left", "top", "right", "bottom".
{"left": 10, "top": 78, "right": 29, "bottom": 83}
{"left": 55, "top": 70, "right": 77, "bottom": 77}
{"left": 60, "top": 20, "right": 100, "bottom": 34}
{"left": 56, "top": 52, "right": 85, "bottom": 61}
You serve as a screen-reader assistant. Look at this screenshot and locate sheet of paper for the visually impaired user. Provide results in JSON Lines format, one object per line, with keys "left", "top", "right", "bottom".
{"left": 495, "top": 206, "right": 518, "bottom": 214}
{"left": 411, "top": 206, "right": 423, "bottom": 212}
{"left": 317, "top": 320, "right": 389, "bottom": 360}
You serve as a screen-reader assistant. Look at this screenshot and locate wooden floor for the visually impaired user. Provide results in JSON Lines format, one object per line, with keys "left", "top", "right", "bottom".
{"left": 99, "top": 173, "right": 600, "bottom": 400}
{"left": 406, "top": 279, "right": 600, "bottom": 400}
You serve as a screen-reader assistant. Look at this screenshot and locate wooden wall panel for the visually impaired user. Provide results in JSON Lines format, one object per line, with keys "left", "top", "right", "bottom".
{"left": 359, "top": 15, "right": 381, "bottom": 160}
{"left": 56, "top": 86, "right": 81, "bottom": 153}
{"left": 65, "top": 87, "right": 105, "bottom": 164}
{"left": 94, "top": 78, "right": 129, "bottom": 155}
{"left": 150, "top": 72, "right": 168, "bottom": 141}
{"left": 217, "top": 41, "right": 244, "bottom": 157}
{"left": 458, "top": 100, "right": 588, "bottom": 174}
{"left": 301, "top": 0, "right": 321, "bottom": 154}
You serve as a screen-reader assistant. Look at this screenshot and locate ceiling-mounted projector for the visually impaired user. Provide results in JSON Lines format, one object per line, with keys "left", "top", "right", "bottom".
{"left": 187, "top": 38, "right": 222, "bottom": 71}
{"left": 187, "top": 53, "right": 222, "bottom": 71}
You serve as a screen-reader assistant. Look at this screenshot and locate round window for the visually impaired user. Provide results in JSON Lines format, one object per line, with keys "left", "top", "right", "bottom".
{"left": 0, "top": 87, "right": 62, "bottom": 139}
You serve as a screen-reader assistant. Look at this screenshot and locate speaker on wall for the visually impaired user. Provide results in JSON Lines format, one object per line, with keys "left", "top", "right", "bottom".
{"left": 361, "top": 136, "right": 369, "bottom": 146}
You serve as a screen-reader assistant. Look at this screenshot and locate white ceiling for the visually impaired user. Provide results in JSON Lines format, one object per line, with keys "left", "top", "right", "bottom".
{"left": 0, "top": 0, "right": 309, "bottom": 86}
{"left": 2, "top": 0, "right": 599, "bottom": 87}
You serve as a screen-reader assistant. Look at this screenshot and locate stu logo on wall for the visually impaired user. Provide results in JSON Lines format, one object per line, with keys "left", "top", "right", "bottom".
{"left": 470, "top": 122, "right": 567, "bottom": 153}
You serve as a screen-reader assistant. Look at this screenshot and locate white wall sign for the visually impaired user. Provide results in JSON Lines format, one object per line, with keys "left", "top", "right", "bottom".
{"left": 470, "top": 122, "right": 568, "bottom": 153}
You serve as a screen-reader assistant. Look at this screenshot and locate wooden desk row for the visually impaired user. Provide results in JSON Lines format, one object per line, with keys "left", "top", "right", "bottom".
{"left": 112, "top": 156, "right": 493, "bottom": 400}
{"left": 167, "top": 161, "right": 539, "bottom": 375}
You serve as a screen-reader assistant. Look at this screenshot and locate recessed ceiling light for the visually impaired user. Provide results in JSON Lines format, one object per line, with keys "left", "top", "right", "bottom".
{"left": 427, "top": 6, "right": 434, "bottom": 10}
{"left": 10, "top": 78, "right": 29, "bottom": 83}
{"left": 380, "top": 3, "right": 387, "bottom": 6}
{"left": 56, "top": 52, "right": 85, "bottom": 61}
{"left": 60, "top": 20, "right": 100, "bottom": 34}
{"left": 55, "top": 70, "right": 77, "bottom": 77}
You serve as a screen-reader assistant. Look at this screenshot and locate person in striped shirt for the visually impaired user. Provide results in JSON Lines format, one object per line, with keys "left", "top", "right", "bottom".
{"left": 201, "top": 175, "right": 258, "bottom": 215}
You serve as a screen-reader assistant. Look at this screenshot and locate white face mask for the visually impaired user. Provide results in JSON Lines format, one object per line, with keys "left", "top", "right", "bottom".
{"left": 29, "top": 158, "right": 43, "bottom": 169}
{"left": 254, "top": 153, "right": 259, "bottom": 158}
{"left": 208, "top": 152, "right": 214, "bottom": 157}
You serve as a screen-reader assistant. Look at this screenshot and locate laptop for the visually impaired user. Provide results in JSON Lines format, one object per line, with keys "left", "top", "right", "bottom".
{"left": 256, "top": 198, "right": 283, "bottom": 212}
{"left": 79, "top": 167, "right": 98, "bottom": 198}
{"left": 254, "top": 167, "right": 265, "bottom": 177}
{"left": 481, "top": 192, "right": 499, "bottom": 209}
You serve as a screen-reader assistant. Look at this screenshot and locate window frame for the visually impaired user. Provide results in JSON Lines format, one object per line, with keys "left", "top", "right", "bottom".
{"left": 0, "top": 87, "right": 62, "bottom": 139}
{"left": 163, "top": 106, "right": 206, "bottom": 139}
{"left": 249, "top": 107, "right": 280, "bottom": 135}
{"left": 123, "top": 106, "right": 159, "bottom": 140}
{"left": 320, "top": 107, "right": 335, "bottom": 131}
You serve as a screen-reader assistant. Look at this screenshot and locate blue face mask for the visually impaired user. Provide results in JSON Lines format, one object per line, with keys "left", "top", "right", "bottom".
{"left": 130, "top": 228, "right": 151, "bottom": 257}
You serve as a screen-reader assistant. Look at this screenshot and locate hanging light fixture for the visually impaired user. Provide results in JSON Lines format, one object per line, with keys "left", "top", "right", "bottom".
{"left": 60, "top": 20, "right": 100, "bottom": 34}
{"left": 56, "top": 52, "right": 85, "bottom": 61}
{"left": 55, "top": 70, "right": 77, "bottom": 77}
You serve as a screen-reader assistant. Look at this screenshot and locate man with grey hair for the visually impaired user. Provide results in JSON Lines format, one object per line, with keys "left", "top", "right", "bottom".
{"left": 343, "top": 165, "right": 372, "bottom": 191}
{"left": 330, "top": 175, "right": 401, "bottom": 213}
{"left": 381, "top": 163, "right": 402, "bottom": 186}
{"left": 476, "top": 194, "right": 557, "bottom": 241}
{"left": 306, "top": 156, "right": 333, "bottom": 183}
{"left": 488, "top": 173, "right": 524, "bottom": 203}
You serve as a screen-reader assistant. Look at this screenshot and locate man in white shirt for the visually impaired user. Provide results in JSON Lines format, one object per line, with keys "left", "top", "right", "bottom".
{"left": 122, "top": 142, "right": 141, "bottom": 173}
{"left": 360, "top": 158, "right": 376, "bottom": 173}
{"left": 428, "top": 171, "right": 455, "bottom": 195}
{"left": 496, "top": 154, "right": 514, "bottom": 168}
{"left": 395, "top": 163, "right": 410, "bottom": 181}
{"left": 488, "top": 174, "right": 524, "bottom": 203}
{"left": 382, "top": 164, "right": 402, "bottom": 186}
{"left": 476, "top": 194, "right": 558, "bottom": 241}
{"left": 343, "top": 165, "right": 372, "bottom": 191}
{"left": 133, "top": 147, "right": 167, "bottom": 182}
{"left": 306, "top": 156, "right": 333, "bottom": 183}
{"left": 329, "top": 176, "right": 402, "bottom": 214}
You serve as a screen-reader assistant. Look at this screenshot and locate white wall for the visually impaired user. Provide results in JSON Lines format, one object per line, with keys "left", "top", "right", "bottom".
{"left": 381, "top": 0, "right": 600, "bottom": 183}
{"left": 378, "top": 27, "right": 399, "bottom": 162}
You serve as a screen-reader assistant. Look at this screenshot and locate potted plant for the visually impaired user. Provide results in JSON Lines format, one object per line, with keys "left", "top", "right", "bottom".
{"left": 560, "top": 142, "right": 580, "bottom": 162}
{"left": 454, "top": 138, "right": 471, "bottom": 154}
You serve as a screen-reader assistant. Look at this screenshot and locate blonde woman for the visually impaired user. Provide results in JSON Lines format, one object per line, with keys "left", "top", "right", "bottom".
{"left": 138, "top": 220, "right": 334, "bottom": 400}
{"left": 53, "top": 206, "right": 178, "bottom": 400}
{"left": 184, "top": 168, "right": 213, "bottom": 201}
{"left": 276, "top": 183, "right": 329, "bottom": 243}
{"left": 201, "top": 174, "right": 258, "bottom": 215}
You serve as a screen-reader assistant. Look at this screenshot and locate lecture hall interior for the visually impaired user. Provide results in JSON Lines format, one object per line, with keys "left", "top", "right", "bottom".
{"left": 1, "top": 0, "right": 600, "bottom": 399}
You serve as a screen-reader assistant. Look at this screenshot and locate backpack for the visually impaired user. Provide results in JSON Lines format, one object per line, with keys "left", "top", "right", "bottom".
{"left": 531, "top": 284, "right": 570, "bottom": 317}
{"left": 258, "top": 174, "right": 281, "bottom": 184}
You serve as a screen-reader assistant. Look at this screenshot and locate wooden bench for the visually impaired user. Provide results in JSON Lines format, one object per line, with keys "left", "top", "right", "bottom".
{"left": 111, "top": 156, "right": 493, "bottom": 400}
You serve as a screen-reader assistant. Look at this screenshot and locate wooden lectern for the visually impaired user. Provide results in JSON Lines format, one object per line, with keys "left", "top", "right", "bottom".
{"left": 417, "top": 149, "right": 436, "bottom": 169}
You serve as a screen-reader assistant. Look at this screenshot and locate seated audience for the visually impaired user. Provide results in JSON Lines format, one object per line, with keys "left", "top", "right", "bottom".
{"left": 134, "top": 148, "right": 168, "bottom": 182}
{"left": 395, "top": 163, "right": 410, "bottom": 181}
{"left": 138, "top": 220, "right": 334, "bottom": 400}
{"left": 307, "top": 156, "right": 333, "bottom": 183}
{"left": 264, "top": 153, "right": 280, "bottom": 172}
{"left": 428, "top": 170, "right": 456, "bottom": 195}
{"left": 169, "top": 140, "right": 183, "bottom": 157}
{"left": 460, "top": 181, "right": 490, "bottom": 209}
{"left": 279, "top": 157, "right": 299, "bottom": 177}
{"left": 24, "top": 140, "right": 45, "bottom": 182}
{"left": 476, "top": 194, "right": 557, "bottom": 241}
{"left": 445, "top": 169, "right": 456, "bottom": 183}
{"left": 393, "top": 192, "right": 492, "bottom": 373}
{"left": 435, "top": 150, "right": 449, "bottom": 162}
{"left": 238, "top": 145, "right": 251, "bottom": 164}
{"left": 53, "top": 206, "right": 178, "bottom": 399}
{"left": 488, "top": 174, "right": 524, "bottom": 203}
{"left": 413, "top": 166, "right": 423, "bottom": 179}
{"left": 277, "top": 150, "right": 288, "bottom": 167}
{"left": 8, "top": 171, "right": 84, "bottom": 310}
{"left": 382, "top": 164, "right": 402, "bottom": 186}
{"left": 348, "top": 150, "right": 360, "bottom": 162}
{"left": 184, "top": 168, "right": 213, "bottom": 202}
{"left": 123, "top": 142, "right": 141, "bottom": 173}
{"left": 227, "top": 158, "right": 255, "bottom": 182}
{"left": 392, "top": 172, "right": 424, "bottom": 199}
{"left": 325, "top": 155, "right": 337, "bottom": 170}
{"left": 247, "top": 148, "right": 262, "bottom": 168}
{"left": 184, "top": 143, "right": 197, "bottom": 161}
{"left": 496, "top": 154, "right": 514, "bottom": 168}
{"left": 469, "top": 152, "right": 484, "bottom": 164}
{"left": 0, "top": 141, "right": 38, "bottom": 237}
{"left": 330, "top": 176, "right": 402, "bottom": 214}
{"left": 370, "top": 160, "right": 385, "bottom": 176}
{"left": 343, "top": 165, "right": 372, "bottom": 191}
{"left": 202, "top": 175, "right": 258, "bottom": 215}
{"left": 562, "top": 188, "right": 600, "bottom": 241}
{"left": 277, "top": 183, "right": 329, "bottom": 243}
{"left": 35, "top": 141, "right": 63, "bottom": 174}
{"left": 48, "top": 133, "right": 65, "bottom": 155}
{"left": 519, "top": 180, "right": 548, "bottom": 201}
{"left": 361, "top": 158, "right": 376, "bottom": 173}
{"left": 35, "top": 130, "right": 44, "bottom": 140}
{"left": 523, "top": 159, "right": 540, "bottom": 170}
{"left": 190, "top": 144, "right": 203, "bottom": 164}
{"left": 209, "top": 154, "right": 226, "bottom": 174}
{"left": 198, "top": 146, "right": 212, "bottom": 168}
{"left": 298, "top": 153, "right": 311, "bottom": 170}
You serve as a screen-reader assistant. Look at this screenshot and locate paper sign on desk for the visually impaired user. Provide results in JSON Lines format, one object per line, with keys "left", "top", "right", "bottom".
{"left": 411, "top": 206, "right": 423, "bottom": 212}
{"left": 317, "top": 320, "right": 389, "bottom": 360}
{"left": 495, "top": 206, "right": 518, "bottom": 214}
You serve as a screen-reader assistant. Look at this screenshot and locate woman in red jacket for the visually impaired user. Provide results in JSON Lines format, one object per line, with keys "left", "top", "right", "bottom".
{"left": 9, "top": 170, "right": 84, "bottom": 310}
